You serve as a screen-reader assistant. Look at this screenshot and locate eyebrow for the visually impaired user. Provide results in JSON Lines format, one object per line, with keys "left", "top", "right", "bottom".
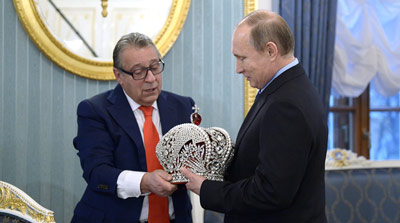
{"left": 128, "top": 58, "right": 159, "bottom": 70}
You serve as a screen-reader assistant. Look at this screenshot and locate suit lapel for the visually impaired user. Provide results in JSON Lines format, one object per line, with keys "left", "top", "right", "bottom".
{"left": 107, "top": 85, "right": 147, "bottom": 171}
{"left": 157, "top": 92, "right": 176, "bottom": 135}
{"left": 236, "top": 64, "right": 305, "bottom": 147}
{"left": 236, "top": 93, "right": 264, "bottom": 147}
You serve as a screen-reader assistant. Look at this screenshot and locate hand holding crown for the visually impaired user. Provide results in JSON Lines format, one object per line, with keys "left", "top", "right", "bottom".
{"left": 180, "top": 166, "right": 204, "bottom": 195}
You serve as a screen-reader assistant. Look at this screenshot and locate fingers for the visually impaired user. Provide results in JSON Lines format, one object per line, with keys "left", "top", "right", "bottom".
{"left": 141, "top": 170, "right": 177, "bottom": 197}
{"left": 157, "top": 169, "right": 173, "bottom": 182}
{"left": 180, "top": 167, "right": 205, "bottom": 195}
{"left": 180, "top": 167, "right": 195, "bottom": 182}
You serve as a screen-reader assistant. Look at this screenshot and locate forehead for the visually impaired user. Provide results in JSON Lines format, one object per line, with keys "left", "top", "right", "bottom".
{"left": 232, "top": 25, "right": 253, "bottom": 55}
{"left": 121, "top": 46, "right": 159, "bottom": 66}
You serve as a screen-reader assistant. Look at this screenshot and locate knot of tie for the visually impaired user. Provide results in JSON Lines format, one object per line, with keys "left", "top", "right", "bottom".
{"left": 139, "top": 106, "right": 153, "bottom": 117}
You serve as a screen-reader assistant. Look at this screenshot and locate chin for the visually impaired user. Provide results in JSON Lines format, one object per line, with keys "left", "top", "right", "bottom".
{"left": 145, "top": 95, "right": 159, "bottom": 104}
{"left": 249, "top": 82, "right": 258, "bottom": 89}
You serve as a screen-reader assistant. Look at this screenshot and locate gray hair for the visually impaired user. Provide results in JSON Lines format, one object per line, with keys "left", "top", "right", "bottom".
{"left": 240, "top": 10, "right": 294, "bottom": 55}
{"left": 113, "top": 32, "right": 160, "bottom": 69}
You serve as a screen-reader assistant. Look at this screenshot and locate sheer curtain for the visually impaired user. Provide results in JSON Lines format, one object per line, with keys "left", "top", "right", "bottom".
{"left": 332, "top": 0, "right": 400, "bottom": 97}
{"left": 280, "top": 0, "right": 338, "bottom": 115}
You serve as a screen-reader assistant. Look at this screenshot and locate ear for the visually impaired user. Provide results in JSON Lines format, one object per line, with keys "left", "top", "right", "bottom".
{"left": 113, "top": 68, "right": 123, "bottom": 84}
{"left": 265, "top": 42, "right": 278, "bottom": 58}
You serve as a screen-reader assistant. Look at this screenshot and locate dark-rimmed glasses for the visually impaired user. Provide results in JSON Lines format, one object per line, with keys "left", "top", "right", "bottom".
{"left": 117, "top": 59, "right": 164, "bottom": 80}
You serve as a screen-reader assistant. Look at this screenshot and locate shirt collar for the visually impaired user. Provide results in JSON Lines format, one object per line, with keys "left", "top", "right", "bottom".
{"left": 122, "top": 90, "right": 158, "bottom": 111}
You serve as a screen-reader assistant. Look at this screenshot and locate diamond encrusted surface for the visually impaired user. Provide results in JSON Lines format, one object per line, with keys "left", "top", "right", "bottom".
{"left": 156, "top": 123, "right": 234, "bottom": 183}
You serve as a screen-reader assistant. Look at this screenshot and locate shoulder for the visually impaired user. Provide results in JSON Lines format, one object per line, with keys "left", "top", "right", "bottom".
{"left": 158, "top": 91, "right": 195, "bottom": 124}
{"left": 76, "top": 88, "right": 115, "bottom": 115}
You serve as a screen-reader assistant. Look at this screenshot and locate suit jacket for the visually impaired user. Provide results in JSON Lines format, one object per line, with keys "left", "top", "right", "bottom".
{"left": 72, "top": 84, "right": 194, "bottom": 223}
{"left": 200, "top": 64, "right": 328, "bottom": 223}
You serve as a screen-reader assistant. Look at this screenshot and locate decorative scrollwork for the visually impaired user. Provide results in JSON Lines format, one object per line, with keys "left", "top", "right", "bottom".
{"left": 156, "top": 124, "right": 234, "bottom": 183}
{"left": 0, "top": 181, "right": 55, "bottom": 223}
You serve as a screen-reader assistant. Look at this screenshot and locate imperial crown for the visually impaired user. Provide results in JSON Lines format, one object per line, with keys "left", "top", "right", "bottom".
{"left": 156, "top": 116, "right": 234, "bottom": 183}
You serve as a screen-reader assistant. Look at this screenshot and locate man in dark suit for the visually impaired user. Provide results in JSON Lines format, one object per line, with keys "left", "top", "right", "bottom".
{"left": 72, "top": 33, "right": 193, "bottom": 223}
{"left": 181, "top": 10, "right": 328, "bottom": 223}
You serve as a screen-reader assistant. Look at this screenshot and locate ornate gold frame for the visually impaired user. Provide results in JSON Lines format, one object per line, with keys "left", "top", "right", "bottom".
{"left": 14, "top": 0, "right": 255, "bottom": 114}
{"left": 13, "top": 0, "right": 191, "bottom": 80}
{"left": 0, "top": 181, "right": 55, "bottom": 223}
{"left": 244, "top": 0, "right": 257, "bottom": 115}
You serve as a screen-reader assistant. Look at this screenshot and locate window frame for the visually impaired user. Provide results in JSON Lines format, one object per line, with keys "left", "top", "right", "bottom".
{"left": 329, "top": 85, "right": 400, "bottom": 159}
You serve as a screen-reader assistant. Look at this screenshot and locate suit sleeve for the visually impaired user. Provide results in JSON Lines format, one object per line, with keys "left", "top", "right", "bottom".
{"left": 200, "top": 101, "right": 313, "bottom": 214}
{"left": 73, "top": 99, "right": 123, "bottom": 194}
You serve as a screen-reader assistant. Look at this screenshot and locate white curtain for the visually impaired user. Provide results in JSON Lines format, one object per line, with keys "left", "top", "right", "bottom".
{"left": 332, "top": 0, "right": 400, "bottom": 97}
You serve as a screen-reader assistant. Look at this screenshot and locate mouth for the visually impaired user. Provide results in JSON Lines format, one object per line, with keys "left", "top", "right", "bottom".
{"left": 144, "top": 87, "right": 157, "bottom": 93}
{"left": 241, "top": 73, "right": 249, "bottom": 80}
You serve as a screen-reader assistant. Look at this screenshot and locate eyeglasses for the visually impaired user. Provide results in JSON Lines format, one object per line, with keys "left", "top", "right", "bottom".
{"left": 117, "top": 59, "right": 165, "bottom": 80}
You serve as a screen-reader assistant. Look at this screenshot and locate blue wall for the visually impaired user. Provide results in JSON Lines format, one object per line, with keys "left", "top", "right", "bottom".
{"left": 0, "top": 0, "right": 244, "bottom": 222}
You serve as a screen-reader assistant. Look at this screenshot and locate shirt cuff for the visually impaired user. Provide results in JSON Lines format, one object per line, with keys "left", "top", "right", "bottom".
{"left": 117, "top": 170, "right": 147, "bottom": 199}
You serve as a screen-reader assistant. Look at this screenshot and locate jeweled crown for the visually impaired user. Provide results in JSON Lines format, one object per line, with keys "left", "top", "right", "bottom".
{"left": 156, "top": 106, "right": 234, "bottom": 183}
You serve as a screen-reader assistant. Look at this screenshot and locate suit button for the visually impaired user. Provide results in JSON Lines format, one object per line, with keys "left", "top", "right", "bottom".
{"left": 97, "top": 184, "right": 109, "bottom": 190}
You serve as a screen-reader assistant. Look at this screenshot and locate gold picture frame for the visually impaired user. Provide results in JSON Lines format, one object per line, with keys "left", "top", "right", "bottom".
{"left": 244, "top": 0, "right": 257, "bottom": 116}
{"left": 13, "top": 0, "right": 191, "bottom": 80}
{"left": 14, "top": 0, "right": 256, "bottom": 115}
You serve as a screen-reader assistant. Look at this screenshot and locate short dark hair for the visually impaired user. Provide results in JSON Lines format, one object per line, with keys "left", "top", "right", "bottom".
{"left": 112, "top": 32, "right": 160, "bottom": 69}
{"left": 241, "top": 10, "right": 294, "bottom": 55}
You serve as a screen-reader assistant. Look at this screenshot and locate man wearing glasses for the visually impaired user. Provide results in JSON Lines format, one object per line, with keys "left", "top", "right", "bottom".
{"left": 72, "top": 32, "right": 194, "bottom": 223}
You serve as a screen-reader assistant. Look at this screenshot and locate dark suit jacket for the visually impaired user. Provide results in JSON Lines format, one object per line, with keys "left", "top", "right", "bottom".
{"left": 72, "top": 84, "right": 194, "bottom": 223}
{"left": 200, "top": 64, "right": 328, "bottom": 223}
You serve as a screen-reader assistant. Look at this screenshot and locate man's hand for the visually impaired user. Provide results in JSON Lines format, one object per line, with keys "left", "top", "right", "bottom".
{"left": 140, "top": 169, "right": 177, "bottom": 196}
{"left": 180, "top": 167, "right": 206, "bottom": 195}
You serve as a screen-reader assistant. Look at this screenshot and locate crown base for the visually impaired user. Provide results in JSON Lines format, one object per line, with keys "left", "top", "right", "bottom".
{"left": 170, "top": 172, "right": 224, "bottom": 183}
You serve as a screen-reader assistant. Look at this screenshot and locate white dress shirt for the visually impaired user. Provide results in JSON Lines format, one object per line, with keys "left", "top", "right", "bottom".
{"left": 116, "top": 91, "right": 174, "bottom": 221}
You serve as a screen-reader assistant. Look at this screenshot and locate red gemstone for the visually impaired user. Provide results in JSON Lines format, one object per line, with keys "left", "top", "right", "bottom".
{"left": 191, "top": 113, "right": 202, "bottom": 125}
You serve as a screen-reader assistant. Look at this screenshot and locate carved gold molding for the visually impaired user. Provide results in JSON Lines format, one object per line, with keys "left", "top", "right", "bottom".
{"left": 13, "top": 0, "right": 191, "bottom": 80}
{"left": 243, "top": 0, "right": 257, "bottom": 116}
{"left": 0, "top": 181, "right": 55, "bottom": 223}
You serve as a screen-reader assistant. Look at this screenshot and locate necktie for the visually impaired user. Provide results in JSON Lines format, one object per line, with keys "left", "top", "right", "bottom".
{"left": 139, "top": 106, "right": 169, "bottom": 223}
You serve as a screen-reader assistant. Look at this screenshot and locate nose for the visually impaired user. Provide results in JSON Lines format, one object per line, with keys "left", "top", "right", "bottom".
{"left": 235, "top": 59, "right": 244, "bottom": 74}
{"left": 144, "top": 69, "right": 157, "bottom": 82}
